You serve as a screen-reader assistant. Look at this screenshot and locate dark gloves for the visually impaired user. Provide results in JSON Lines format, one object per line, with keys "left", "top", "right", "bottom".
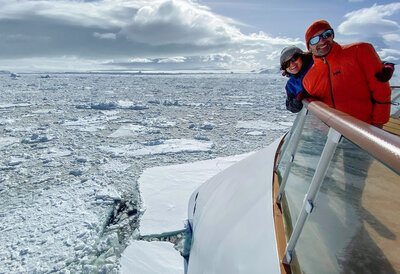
{"left": 285, "top": 90, "right": 310, "bottom": 113}
{"left": 375, "top": 61, "right": 395, "bottom": 82}
{"left": 286, "top": 98, "right": 303, "bottom": 113}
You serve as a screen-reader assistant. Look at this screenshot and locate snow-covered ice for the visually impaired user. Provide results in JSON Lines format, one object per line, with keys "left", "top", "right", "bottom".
{"left": 108, "top": 124, "right": 147, "bottom": 138}
{"left": 120, "top": 152, "right": 252, "bottom": 273}
{"left": 138, "top": 152, "right": 252, "bottom": 236}
{"left": 0, "top": 137, "right": 19, "bottom": 148}
{"left": 99, "top": 138, "right": 214, "bottom": 157}
{"left": 0, "top": 72, "right": 293, "bottom": 272}
{"left": 236, "top": 120, "right": 289, "bottom": 131}
{"left": 120, "top": 241, "right": 184, "bottom": 274}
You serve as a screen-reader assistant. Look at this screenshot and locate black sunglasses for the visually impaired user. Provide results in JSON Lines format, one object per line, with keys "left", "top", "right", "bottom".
{"left": 309, "top": 29, "right": 334, "bottom": 46}
{"left": 282, "top": 53, "right": 300, "bottom": 69}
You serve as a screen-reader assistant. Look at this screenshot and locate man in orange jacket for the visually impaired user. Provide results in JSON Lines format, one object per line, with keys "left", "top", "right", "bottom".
{"left": 302, "top": 20, "right": 392, "bottom": 128}
{"left": 302, "top": 20, "right": 395, "bottom": 274}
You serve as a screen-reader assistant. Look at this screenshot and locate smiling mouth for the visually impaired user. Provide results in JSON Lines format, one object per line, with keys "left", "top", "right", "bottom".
{"left": 318, "top": 43, "right": 329, "bottom": 50}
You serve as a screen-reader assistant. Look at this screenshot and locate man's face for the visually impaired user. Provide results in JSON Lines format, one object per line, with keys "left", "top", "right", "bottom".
{"left": 308, "top": 29, "right": 334, "bottom": 57}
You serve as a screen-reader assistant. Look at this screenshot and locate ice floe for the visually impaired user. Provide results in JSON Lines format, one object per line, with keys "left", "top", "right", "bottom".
{"left": 100, "top": 138, "right": 214, "bottom": 158}
{"left": 236, "top": 120, "right": 292, "bottom": 131}
{"left": 120, "top": 241, "right": 184, "bottom": 274}
{"left": 138, "top": 152, "right": 252, "bottom": 236}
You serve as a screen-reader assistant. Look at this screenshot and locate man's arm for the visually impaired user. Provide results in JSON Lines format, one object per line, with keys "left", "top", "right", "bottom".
{"left": 357, "top": 43, "right": 392, "bottom": 125}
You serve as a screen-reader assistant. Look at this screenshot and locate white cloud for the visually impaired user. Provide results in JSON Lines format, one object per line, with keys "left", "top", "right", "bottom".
{"left": 129, "top": 58, "right": 153, "bottom": 63}
{"left": 336, "top": 3, "right": 400, "bottom": 62}
{"left": 377, "top": 48, "right": 400, "bottom": 62}
{"left": 338, "top": 3, "right": 400, "bottom": 36}
{"left": 0, "top": 56, "right": 112, "bottom": 72}
{"left": 0, "top": 0, "right": 139, "bottom": 28}
{"left": 0, "top": 0, "right": 303, "bottom": 72}
{"left": 120, "top": 0, "right": 242, "bottom": 46}
{"left": 158, "top": 57, "right": 186, "bottom": 63}
{"left": 93, "top": 32, "right": 117, "bottom": 40}
{"left": 266, "top": 50, "right": 281, "bottom": 61}
{"left": 383, "top": 33, "right": 400, "bottom": 43}
{"left": 201, "top": 54, "right": 233, "bottom": 63}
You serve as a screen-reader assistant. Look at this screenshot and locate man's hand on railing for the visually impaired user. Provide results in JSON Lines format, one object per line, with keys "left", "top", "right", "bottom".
{"left": 372, "top": 123, "right": 384, "bottom": 129}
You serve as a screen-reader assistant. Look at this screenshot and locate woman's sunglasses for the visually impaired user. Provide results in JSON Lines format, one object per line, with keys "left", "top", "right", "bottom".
{"left": 309, "top": 29, "right": 334, "bottom": 46}
{"left": 283, "top": 53, "right": 300, "bottom": 69}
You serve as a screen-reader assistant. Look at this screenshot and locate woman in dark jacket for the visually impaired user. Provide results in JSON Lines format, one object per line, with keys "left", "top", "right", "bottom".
{"left": 280, "top": 46, "right": 313, "bottom": 113}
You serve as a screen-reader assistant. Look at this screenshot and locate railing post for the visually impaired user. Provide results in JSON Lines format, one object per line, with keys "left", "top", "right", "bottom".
{"left": 282, "top": 128, "right": 342, "bottom": 264}
{"left": 275, "top": 108, "right": 308, "bottom": 171}
{"left": 276, "top": 108, "right": 308, "bottom": 204}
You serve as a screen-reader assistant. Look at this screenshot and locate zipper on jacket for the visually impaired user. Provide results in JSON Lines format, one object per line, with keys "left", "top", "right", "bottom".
{"left": 323, "top": 57, "right": 335, "bottom": 108}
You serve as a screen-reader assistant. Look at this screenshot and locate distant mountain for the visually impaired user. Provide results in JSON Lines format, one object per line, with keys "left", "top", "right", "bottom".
{"left": 258, "top": 68, "right": 280, "bottom": 74}
{"left": 0, "top": 70, "right": 11, "bottom": 74}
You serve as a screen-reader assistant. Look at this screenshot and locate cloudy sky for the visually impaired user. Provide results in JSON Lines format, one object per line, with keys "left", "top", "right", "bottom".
{"left": 0, "top": 0, "right": 399, "bottom": 72}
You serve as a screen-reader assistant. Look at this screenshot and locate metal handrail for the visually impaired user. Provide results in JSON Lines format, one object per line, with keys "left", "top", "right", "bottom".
{"left": 303, "top": 99, "right": 400, "bottom": 173}
{"left": 279, "top": 99, "right": 400, "bottom": 265}
{"left": 282, "top": 127, "right": 342, "bottom": 264}
{"left": 391, "top": 86, "right": 400, "bottom": 118}
{"left": 276, "top": 108, "right": 308, "bottom": 204}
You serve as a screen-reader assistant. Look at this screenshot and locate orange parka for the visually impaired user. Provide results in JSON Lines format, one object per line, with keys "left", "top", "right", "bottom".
{"left": 303, "top": 42, "right": 391, "bottom": 124}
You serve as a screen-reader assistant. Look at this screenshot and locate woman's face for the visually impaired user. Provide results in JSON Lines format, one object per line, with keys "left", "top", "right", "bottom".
{"left": 285, "top": 55, "right": 303, "bottom": 75}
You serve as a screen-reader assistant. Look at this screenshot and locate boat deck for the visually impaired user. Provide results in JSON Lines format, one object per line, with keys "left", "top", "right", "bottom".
{"left": 383, "top": 117, "right": 400, "bottom": 136}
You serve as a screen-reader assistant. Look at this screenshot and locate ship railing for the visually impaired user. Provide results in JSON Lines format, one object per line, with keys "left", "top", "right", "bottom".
{"left": 391, "top": 86, "right": 400, "bottom": 118}
{"left": 275, "top": 86, "right": 400, "bottom": 273}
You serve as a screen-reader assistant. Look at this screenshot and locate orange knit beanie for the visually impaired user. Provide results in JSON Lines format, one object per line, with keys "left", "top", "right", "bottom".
{"left": 305, "top": 20, "right": 332, "bottom": 49}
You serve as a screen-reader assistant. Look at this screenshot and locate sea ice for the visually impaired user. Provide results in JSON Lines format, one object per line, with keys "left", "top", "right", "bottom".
{"left": 108, "top": 124, "right": 147, "bottom": 138}
{"left": 138, "top": 152, "right": 252, "bottom": 236}
{"left": 0, "top": 137, "right": 19, "bottom": 148}
{"left": 120, "top": 241, "right": 184, "bottom": 274}
{"left": 0, "top": 72, "right": 292, "bottom": 272}
{"left": 236, "top": 120, "right": 291, "bottom": 131}
{"left": 99, "top": 138, "right": 214, "bottom": 158}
